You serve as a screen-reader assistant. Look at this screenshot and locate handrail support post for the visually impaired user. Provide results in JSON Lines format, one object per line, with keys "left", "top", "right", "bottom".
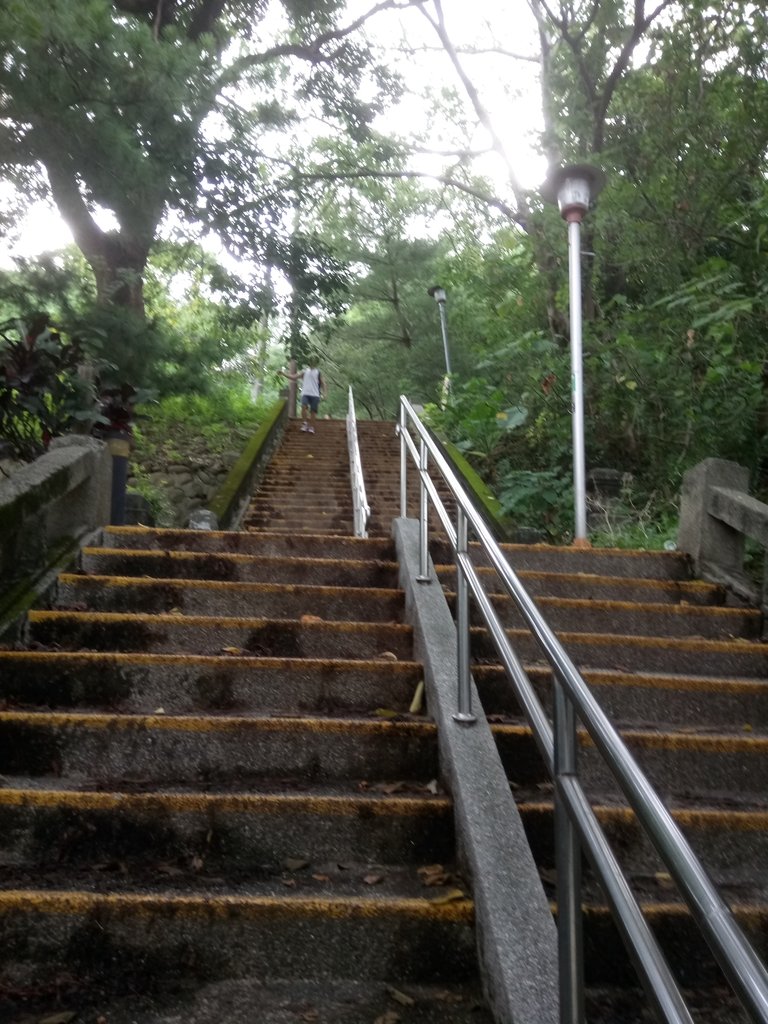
{"left": 453, "top": 507, "right": 476, "bottom": 724}
{"left": 554, "top": 674, "right": 584, "bottom": 1024}
{"left": 416, "top": 437, "right": 430, "bottom": 583}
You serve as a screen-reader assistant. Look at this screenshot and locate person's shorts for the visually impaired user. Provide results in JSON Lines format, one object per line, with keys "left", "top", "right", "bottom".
{"left": 301, "top": 395, "right": 320, "bottom": 413}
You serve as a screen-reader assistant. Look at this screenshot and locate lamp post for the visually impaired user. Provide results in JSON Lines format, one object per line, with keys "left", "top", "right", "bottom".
{"left": 427, "top": 285, "right": 452, "bottom": 398}
{"left": 543, "top": 164, "right": 605, "bottom": 546}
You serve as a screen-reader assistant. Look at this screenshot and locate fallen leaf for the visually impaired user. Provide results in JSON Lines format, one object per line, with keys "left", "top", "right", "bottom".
{"left": 284, "top": 857, "right": 309, "bottom": 872}
{"left": 429, "top": 887, "right": 467, "bottom": 904}
{"left": 156, "top": 863, "right": 184, "bottom": 877}
{"left": 300, "top": 1011, "right": 319, "bottom": 1022}
{"left": 743, "top": 723, "right": 753, "bottom": 732}
{"left": 374, "top": 1012, "right": 400, "bottom": 1024}
{"left": 301, "top": 614, "right": 323, "bottom": 623}
{"left": 168, "top": 607, "right": 183, "bottom": 615}
{"left": 655, "top": 872, "right": 674, "bottom": 889}
{"left": 424, "top": 779, "right": 440, "bottom": 795}
{"left": 373, "top": 781, "right": 407, "bottom": 794}
{"left": 153, "top": 707, "right": 165, "bottom": 715}
{"left": 190, "top": 855, "right": 204, "bottom": 871}
{"left": 374, "top": 708, "right": 399, "bottom": 719}
{"left": 387, "top": 986, "right": 416, "bottom": 1006}
{"left": 39, "top": 1014, "right": 77, "bottom": 1024}
{"left": 363, "top": 873, "right": 384, "bottom": 885}
{"left": 221, "top": 646, "right": 246, "bottom": 655}
{"left": 376, "top": 651, "right": 398, "bottom": 661}
{"left": 409, "top": 680, "right": 425, "bottom": 714}
{"left": 418, "top": 864, "right": 451, "bottom": 887}
{"left": 280, "top": 877, "right": 297, "bottom": 888}
{"left": 312, "top": 873, "right": 330, "bottom": 882}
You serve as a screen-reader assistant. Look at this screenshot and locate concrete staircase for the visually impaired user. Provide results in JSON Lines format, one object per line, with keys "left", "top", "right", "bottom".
{"left": 1, "top": 412, "right": 766, "bottom": 1021}
{"left": 434, "top": 540, "right": 768, "bottom": 1021}
{"left": 0, "top": 417, "right": 493, "bottom": 1022}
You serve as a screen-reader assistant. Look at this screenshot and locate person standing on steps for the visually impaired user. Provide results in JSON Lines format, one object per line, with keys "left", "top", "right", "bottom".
{"left": 282, "top": 358, "right": 326, "bottom": 433}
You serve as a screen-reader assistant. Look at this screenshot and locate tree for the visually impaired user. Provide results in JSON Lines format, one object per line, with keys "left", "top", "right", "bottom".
{"left": 0, "top": 0, "right": 422, "bottom": 321}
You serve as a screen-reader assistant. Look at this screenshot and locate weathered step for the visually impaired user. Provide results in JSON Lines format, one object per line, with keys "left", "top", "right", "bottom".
{"left": 79, "top": 549, "right": 398, "bottom": 587}
{"left": 74, "top": 977, "right": 494, "bottom": 1024}
{"left": 0, "top": 712, "right": 438, "bottom": 784}
{"left": 28, "top": 611, "right": 413, "bottom": 659}
{"left": 471, "top": 627, "right": 768, "bottom": 677}
{"left": 450, "top": 592, "right": 760, "bottom": 640}
{"left": 436, "top": 566, "right": 724, "bottom": 605}
{"left": 432, "top": 542, "right": 693, "bottom": 581}
{"left": 0, "top": 652, "right": 423, "bottom": 714}
{"left": 0, "top": 785, "right": 453, "bottom": 871}
{"left": 491, "top": 722, "right": 768, "bottom": 798}
{"left": 247, "top": 498, "right": 352, "bottom": 512}
{"left": 473, "top": 664, "right": 768, "bottom": 730}
{"left": 243, "top": 514, "right": 351, "bottom": 532}
{"left": 579, "top": 900, "right": 768, "bottom": 988}
{"left": 100, "top": 527, "right": 395, "bottom": 561}
{"left": 57, "top": 575, "right": 405, "bottom": 623}
{"left": 520, "top": 799, "right": 768, "bottom": 883}
{"left": 0, "top": 889, "right": 478, "bottom": 991}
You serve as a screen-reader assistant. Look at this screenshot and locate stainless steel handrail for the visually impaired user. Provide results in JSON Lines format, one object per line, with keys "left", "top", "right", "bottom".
{"left": 347, "top": 387, "right": 370, "bottom": 538}
{"left": 398, "top": 394, "right": 768, "bottom": 1024}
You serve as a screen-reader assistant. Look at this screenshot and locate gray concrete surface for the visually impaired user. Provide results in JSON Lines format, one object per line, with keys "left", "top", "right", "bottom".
{"left": 392, "top": 518, "right": 559, "bottom": 1024}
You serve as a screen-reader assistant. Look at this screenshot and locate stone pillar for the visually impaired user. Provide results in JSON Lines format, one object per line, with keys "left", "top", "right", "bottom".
{"left": 678, "top": 458, "right": 749, "bottom": 576}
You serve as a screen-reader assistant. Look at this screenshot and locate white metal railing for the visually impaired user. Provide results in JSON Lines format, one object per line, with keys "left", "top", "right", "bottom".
{"left": 397, "top": 394, "right": 768, "bottom": 1024}
{"left": 346, "top": 387, "right": 370, "bottom": 538}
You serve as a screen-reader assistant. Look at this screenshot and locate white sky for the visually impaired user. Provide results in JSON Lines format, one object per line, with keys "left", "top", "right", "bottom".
{"left": 4, "top": 0, "right": 546, "bottom": 261}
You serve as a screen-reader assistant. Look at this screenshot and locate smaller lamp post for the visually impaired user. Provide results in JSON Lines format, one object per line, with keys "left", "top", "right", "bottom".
{"left": 543, "top": 163, "right": 605, "bottom": 546}
{"left": 427, "top": 286, "right": 452, "bottom": 397}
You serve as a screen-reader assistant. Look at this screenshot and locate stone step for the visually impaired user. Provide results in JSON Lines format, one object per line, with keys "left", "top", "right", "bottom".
{"left": 436, "top": 566, "right": 724, "bottom": 605}
{"left": 520, "top": 799, "right": 768, "bottom": 884}
{"left": 0, "top": 888, "right": 478, "bottom": 993}
{"left": 0, "top": 652, "right": 423, "bottom": 714}
{"left": 66, "top": 978, "right": 493, "bottom": 1024}
{"left": 0, "top": 711, "right": 438, "bottom": 784}
{"left": 473, "top": 664, "right": 768, "bottom": 730}
{"left": 27, "top": 610, "right": 414, "bottom": 659}
{"left": 471, "top": 627, "right": 768, "bottom": 677}
{"left": 449, "top": 592, "right": 760, "bottom": 640}
{"left": 243, "top": 514, "right": 352, "bottom": 532}
{"left": 57, "top": 575, "right": 405, "bottom": 623}
{"left": 491, "top": 722, "right": 768, "bottom": 799}
{"left": 432, "top": 541, "right": 693, "bottom": 581}
{"left": 100, "top": 527, "right": 395, "bottom": 561}
{"left": 578, "top": 900, "right": 768, "bottom": 988}
{"left": 0, "top": 784, "right": 453, "bottom": 871}
{"left": 81, "top": 549, "right": 400, "bottom": 587}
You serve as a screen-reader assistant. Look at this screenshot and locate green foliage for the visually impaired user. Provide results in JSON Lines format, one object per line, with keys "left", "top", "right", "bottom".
{"left": 0, "top": 314, "right": 99, "bottom": 460}
{"left": 424, "top": 378, "right": 528, "bottom": 470}
{"left": 496, "top": 468, "right": 573, "bottom": 542}
{"left": 132, "top": 383, "right": 266, "bottom": 467}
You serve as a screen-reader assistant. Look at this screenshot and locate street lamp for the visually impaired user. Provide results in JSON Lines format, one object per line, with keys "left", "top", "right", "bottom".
{"left": 427, "top": 285, "right": 452, "bottom": 394}
{"left": 543, "top": 163, "right": 605, "bottom": 546}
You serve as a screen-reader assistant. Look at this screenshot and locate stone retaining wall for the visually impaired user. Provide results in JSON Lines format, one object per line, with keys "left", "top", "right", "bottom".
{"left": 128, "top": 453, "right": 238, "bottom": 527}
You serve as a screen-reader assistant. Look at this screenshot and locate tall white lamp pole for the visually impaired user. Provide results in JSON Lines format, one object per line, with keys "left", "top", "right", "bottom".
{"left": 544, "top": 164, "right": 605, "bottom": 546}
{"left": 428, "top": 285, "right": 452, "bottom": 401}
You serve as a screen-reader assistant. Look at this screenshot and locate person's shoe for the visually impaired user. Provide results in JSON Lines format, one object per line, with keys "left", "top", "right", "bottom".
{"left": 300, "top": 422, "right": 308, "bottom": 431}
{"left": 308, "top": 426, "right": 315, "bottom": 433}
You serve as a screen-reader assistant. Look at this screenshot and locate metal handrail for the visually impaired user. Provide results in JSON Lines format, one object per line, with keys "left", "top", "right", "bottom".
{"left": 346, "top": 387, "right": 370, "bottom": 538}
{"left": 398, "top": 394, "right": 768, "bottom": 1024}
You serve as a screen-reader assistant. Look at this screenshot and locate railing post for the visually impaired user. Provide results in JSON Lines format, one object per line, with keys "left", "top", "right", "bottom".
{"left": 453, "top": 507, "right": 476, "bottom": 724}
{"left": 416, "top": 437, "right": 430, "bottom": 583}
{"left": 399, "top": 403, "right": 407, "bottom": 519}
{"left": 554, "top": 675, "right": 584, "bottom": 1024}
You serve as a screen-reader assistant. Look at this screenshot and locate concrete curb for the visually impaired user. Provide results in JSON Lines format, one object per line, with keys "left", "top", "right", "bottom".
{"left": 209, "top": 399, "right": 288, "bottom": 529}
{"left": 392, "top": 518, "right": 559, "bottom": 1024}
